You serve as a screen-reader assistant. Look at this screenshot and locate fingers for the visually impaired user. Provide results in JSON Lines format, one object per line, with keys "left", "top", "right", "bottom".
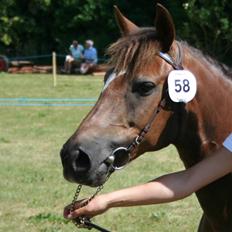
{"left": 68, "top": 207, "right": 90, "bottom": 219}
{"left": 63, "top": 195, "right": 109, "bottom": 220}
{"left": 63, "top": 205, "right": 71, "bottom": 218}
{"left": 63, "top": 199, "right": 89, "bottom": 219}
{"left": 64, "top": 205, "right": 92, "bottom": 219}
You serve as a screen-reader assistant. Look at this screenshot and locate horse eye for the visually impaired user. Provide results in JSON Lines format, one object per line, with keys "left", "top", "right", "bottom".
{"left": 132, "top": 81, "right": 156, "bottom": 96}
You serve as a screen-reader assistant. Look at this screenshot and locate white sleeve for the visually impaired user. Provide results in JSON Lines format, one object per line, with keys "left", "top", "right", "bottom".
{"left": 223, "top": 133, "right": 232, "bottom": 152}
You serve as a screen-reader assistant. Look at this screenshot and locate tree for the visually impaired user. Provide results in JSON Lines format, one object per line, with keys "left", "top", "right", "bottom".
{"left": 0, "top": 0, "right": 231, "bottom": 66}
{"left": 179, "top": 0, "right": 232, "bottom": 65}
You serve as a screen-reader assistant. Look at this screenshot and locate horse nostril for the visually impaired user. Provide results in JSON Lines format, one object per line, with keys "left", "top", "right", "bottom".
{"left": 128, "top": 121, "right": 135, "bottom": 127}
{"left": 73, "top": 148, "right": 91, "bottom": 173}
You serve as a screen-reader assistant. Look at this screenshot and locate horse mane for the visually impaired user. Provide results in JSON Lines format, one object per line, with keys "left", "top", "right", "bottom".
{"left": 107, "top": 28, "right": 161, "bottom": 75}
{"left": 107, "top": 27, "right": 232, "bottom": 80}
{"left": 181, "top": 41, "right": 232, "bottom": 80}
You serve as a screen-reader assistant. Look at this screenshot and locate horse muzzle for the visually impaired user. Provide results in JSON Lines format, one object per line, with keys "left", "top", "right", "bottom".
{"left": 60, "top": 142, "right": 132, "bottom": 186}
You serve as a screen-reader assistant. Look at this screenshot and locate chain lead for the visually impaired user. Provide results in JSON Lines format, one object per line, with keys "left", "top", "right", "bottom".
{"left": 70, "top": 174, "right": 110, "bottom": 230}
{"left": 71, "top": 184, "right": 82, "bottom": 212}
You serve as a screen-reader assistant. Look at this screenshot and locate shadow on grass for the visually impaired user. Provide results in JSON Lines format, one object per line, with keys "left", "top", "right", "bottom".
{"left": 28, "top": 212, "right": 68, "bottom": 224}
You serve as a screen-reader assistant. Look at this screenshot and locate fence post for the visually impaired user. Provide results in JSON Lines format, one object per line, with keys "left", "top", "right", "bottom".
{"left": 52, "top": 52, "right": 57, "bottom": 87}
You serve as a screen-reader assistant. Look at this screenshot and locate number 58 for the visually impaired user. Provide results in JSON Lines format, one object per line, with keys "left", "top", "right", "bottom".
{"left": 175, "top": 79, "right": 190, "bottom": 93}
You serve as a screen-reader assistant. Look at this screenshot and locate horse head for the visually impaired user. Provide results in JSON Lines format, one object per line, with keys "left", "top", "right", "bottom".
{"left": 60, "top": 4, "right": 183, "bottom": 187}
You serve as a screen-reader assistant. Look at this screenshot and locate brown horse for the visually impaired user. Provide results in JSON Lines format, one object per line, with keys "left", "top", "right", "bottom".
{"left": 60, "top": 4, "right": 232, "bottom": 231}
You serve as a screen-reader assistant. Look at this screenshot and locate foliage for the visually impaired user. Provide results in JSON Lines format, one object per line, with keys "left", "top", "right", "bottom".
{"left": 0, "top": 0, "right": 231, "bottom": 65}
{"left": 180, "top": 0, "right": 232, "bottom": 64}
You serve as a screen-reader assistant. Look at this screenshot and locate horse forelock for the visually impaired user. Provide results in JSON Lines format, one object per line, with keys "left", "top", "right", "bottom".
{"left": 107, "top": 27, "right": 161, "bottom": 78}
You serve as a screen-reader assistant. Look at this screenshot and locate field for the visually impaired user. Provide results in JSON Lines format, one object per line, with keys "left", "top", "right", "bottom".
{"left": 0, "top": 73, "right": 202, "bottom": 232}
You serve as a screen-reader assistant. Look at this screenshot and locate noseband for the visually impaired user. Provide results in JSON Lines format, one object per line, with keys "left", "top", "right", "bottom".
{"left": 106, "top": 44, "right": 184, "bottom": 170}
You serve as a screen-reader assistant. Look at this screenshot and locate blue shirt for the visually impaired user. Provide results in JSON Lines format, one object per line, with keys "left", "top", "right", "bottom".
{"left": 83, "top": 47, "right": 98, "bottom": 64}
{"left": 69, "top": 44, "right": 84, "bottom": 60}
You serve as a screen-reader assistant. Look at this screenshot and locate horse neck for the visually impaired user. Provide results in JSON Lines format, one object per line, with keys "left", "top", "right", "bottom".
{"left": 174, "top": 45, "right": 232, "bottom": 168}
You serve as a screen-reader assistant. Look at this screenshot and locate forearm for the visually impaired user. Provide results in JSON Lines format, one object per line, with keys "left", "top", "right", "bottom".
{"left": 105, "top": 147, "right": 232, "bottom": 209}
{"left": 104, "top": 170, "right": 192, "bottom": 208}
{"left": 65, "top": 170, "right": 193, "bottom": 219}
{"left": 65, "top": 147, "right": 232, "bottom": 219}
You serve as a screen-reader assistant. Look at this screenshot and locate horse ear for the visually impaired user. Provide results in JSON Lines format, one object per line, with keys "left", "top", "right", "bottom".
{"left": 155, "top": 3, "right": 175, "bottom": 52}
{"left": 114, "top": 5, "right": 139, "bottom": 36}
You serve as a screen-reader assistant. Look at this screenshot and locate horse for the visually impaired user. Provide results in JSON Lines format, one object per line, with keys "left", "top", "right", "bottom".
{"left": 60, "top": 4, "right": 232, "bottom": 231}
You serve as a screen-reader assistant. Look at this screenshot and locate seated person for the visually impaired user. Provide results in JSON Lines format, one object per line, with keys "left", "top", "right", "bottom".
{"left": 80, "top": 40, "right": 98, "bottom": 74}
{"left": 63, "top": 40, "right": 84, "bottom": 74}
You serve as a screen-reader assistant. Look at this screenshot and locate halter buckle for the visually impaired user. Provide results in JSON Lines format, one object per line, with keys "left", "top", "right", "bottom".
{"left": 135, "top": 135, "right": 141, "bottom": 145}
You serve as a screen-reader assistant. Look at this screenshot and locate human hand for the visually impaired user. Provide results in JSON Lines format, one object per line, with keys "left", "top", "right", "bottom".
{"left": 63, "top": 195, "right": 109, "bottom": 220}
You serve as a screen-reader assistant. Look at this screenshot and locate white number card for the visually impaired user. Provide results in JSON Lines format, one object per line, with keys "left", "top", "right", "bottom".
{"left": 168, "top": 70, "right": 197, "bottom": 103}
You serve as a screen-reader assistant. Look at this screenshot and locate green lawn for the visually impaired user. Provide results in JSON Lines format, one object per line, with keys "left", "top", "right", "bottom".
{"left": 0, "top": 73, "right": 201, "bottom": 232}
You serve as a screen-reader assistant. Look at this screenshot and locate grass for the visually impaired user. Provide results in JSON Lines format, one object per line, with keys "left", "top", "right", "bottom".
{"left": 0, "top": 73, "right": 202, "bottom": 231}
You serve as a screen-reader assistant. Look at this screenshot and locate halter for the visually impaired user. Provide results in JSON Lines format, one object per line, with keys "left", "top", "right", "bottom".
{"left": 106, "top": 42, "right": 184, "bottom": 170}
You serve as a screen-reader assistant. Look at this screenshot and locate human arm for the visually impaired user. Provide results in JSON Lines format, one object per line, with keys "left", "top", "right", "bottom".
{"left": 64, "top": 146, "right": 232, "bottom": 219}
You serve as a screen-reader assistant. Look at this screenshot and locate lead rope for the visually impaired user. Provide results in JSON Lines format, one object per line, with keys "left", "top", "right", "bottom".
{"left": 70, "top": 175, "right": 111, "bottom": 232}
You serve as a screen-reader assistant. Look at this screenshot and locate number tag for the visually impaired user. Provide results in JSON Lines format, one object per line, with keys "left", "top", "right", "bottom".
{"left": 168, "top": 70, "right": 197, "bottom": 103}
